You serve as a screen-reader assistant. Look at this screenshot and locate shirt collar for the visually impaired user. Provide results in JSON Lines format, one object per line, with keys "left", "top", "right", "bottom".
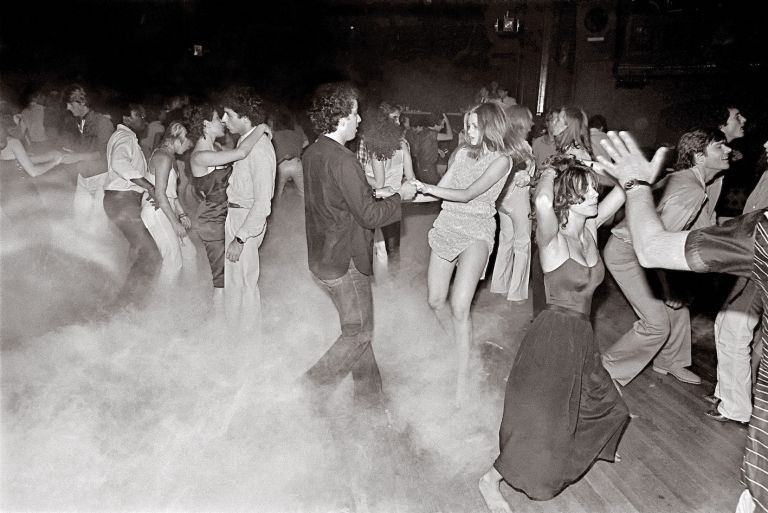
{"left": 690, "top": 166, "right": 707, "bottom": 188}
{"left": 238, "top": 126, "right": 258, "bottom": 146}
{"left": 116, "top": 123, "right": 139, "bottom": 139}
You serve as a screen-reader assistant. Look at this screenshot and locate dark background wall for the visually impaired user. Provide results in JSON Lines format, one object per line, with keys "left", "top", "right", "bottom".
{"left": 1, "top": 0, "right": 766, "bottom": 147}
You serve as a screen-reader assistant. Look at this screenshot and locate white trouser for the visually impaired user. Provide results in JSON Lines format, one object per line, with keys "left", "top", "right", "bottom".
{"left": 714, "top": 279, "right": 762, "bottom": 422}
{"left": 735, "top": 489, "right": 755, "bottom": 513}
{"left": 224, "top": 208, "right": 265, "bottom": 334}
{"left": 490, "top": 186, "right": 531, "bottom": 301}
{"left": 140, "top": 202, "right": 196, "bottom": 288}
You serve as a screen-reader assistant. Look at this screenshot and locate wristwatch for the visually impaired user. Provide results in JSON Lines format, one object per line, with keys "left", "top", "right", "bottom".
{"left": 234, "top": 236, "right": 245, "bottom": 245}
{"left": 371, "top": 188, "right": 378, "bottom": 199}
{"left": 622, "top": 178, "right": 652, "bottom": 191}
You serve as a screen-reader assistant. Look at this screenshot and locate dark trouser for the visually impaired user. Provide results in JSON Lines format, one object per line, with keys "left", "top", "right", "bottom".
{"left": 304, "top": 261, "right": 384, "bottom": 410}
{"left": 196, "top": 199, "right": 227, "bottom": 288}
{"left": 417, "top": 162, "right": 440, "bottom": 185}
{"left": 103, "top": 190, "right": 161, "bottom": 304}
{"left": 380, "top": 221, "right": 401, "bottom": 257}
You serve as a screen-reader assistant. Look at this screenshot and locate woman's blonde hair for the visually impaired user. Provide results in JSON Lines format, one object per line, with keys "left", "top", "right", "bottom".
{"left": 463, "top": 102, "right": 529, "bottom": 162}
{"left": 159, "top": 121, "right": 189, "bottom": 149}
{"left": 555, "top": 106, "right": 592, "bottom": 157}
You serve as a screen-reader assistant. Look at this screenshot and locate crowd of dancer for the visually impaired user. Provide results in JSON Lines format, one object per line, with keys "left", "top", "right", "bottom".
{"left": 3, "top": 79, "right": 768, "bottom": 512}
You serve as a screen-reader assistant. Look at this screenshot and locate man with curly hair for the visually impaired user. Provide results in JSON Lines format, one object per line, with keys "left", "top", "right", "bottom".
{"left": 220, "top": 87, "right": 276, "bottom": 334}
{"left": 602, "top": 128, "right": 732, "bottom": 388}
{"left": 301, "top": 82, "right": 417, "bottom": 412}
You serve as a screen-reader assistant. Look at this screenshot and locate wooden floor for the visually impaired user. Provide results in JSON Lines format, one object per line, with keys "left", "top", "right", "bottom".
{"left": 312, "top": 201, "right": 748, "bottom": 513}
{"left": 0, "top": 189, "right": 749, "bottom": 513}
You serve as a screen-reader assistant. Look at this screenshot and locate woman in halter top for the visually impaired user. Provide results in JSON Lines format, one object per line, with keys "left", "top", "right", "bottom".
{"left": 187, "top": 104, "right": 270, "bottom": 312}
{"left": 140, "top": 121, "right": 195, "bottom": 288}
{"left": 479, "top": 156, "right": 630, "bottom": 511}
{"left": 410, "top": 102, "right": 530, "bottom": 406}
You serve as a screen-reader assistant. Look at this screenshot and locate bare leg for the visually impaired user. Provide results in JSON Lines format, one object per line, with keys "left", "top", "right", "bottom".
{"left": 451, "top": 242, "right": 488, "bottom": 407}
{"left": 427, "top": 250, "right": 457, "bottom": 338}
{"left": 479, "top": 466, "right": 513, "bottom": 513}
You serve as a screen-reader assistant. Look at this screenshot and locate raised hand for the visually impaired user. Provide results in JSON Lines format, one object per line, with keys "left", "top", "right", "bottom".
{"left": 596, "top": 131, "right": 668, "bottom": 185}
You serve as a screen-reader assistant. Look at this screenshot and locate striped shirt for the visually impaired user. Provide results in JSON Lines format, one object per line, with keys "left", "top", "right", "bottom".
{"left": 743, "top": 214, "right": 768, "bottom": 512}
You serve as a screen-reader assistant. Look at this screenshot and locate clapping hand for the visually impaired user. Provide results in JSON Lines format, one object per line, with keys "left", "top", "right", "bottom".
{"left": 596, "top": 131, "right": 668, "bottom": 185}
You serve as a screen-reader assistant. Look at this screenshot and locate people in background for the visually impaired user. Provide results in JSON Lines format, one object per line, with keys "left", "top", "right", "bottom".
{"left": 490, "top": 104, "right": 536, "bottom": 302}
{"left": 359, "top": 102, "right": 415, "bottom": 266}
{"left": 140, "top": 121, "right": 196, "bottom": 288}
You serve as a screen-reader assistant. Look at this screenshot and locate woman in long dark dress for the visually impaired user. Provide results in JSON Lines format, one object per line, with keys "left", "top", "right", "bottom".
{"left": 479, "top": 157, "right": 630, "bottom": 511}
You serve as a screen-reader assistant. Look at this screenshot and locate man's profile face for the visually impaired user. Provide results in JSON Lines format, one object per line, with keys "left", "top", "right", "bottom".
{"left": 124, "top": 107, "right": 147, "bottom": 133}
{"left": 222, "top": 108, "right": 245, "bottom": 135}
{"left": 66, "top": 101, "right": 88, "bottom": 118}
{"left": 339, "top": 100, "right": 360, "bottom": 142}
{"left": 702, "top": 139, "right": 732, "bottom": 171}
{"left": 721, "top": 108, "right": 746, "bottom": 142}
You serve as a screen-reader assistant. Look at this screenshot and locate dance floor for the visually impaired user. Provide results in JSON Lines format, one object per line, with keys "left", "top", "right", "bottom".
{"left": 1, "top": 184, "right": 746, "bottom": 512}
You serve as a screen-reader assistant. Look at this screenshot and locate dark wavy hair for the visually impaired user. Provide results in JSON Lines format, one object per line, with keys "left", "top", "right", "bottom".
{"left": 675, "top": 127, "right": 726, "bottom": 170}
{"left": 64, "top": 83, "right": 89, "bottom": 107}
{"left": 700, "top": 100, "right": 740, "bottom": 128}
{"left": 360, "top": 107, "right": 403, "bottom": 161}
{"left": 307, "top": 82, "right": 359, "bottom": 135}
{"left": 555, "top": 106, "right": 593, "bottom": 157}
{"left": 530, "top": 155, "right": 596, "bottom": 229}
{"left": 554, "top": 163, "right": 597, "bottom": 228}
{"left": 185, "top": 103, "right": 216, "bottom": 142}
{"left": 219, "top": 87, "right": 266, "bottom": 125}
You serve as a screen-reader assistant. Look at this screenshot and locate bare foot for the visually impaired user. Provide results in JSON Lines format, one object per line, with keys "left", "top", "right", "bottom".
{"left": 479, "top": 467, "right": 512, "bottom": 513}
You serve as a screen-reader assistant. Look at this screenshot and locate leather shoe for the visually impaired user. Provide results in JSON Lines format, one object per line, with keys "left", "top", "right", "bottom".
{"left": 705, "top": 408, "right": 748, "bottom": 426}
{"left": 703, "top": 394, "right": 720, "bottom": 405}
{"left": 652, "top": 365, "right": 702, "bottom": 385}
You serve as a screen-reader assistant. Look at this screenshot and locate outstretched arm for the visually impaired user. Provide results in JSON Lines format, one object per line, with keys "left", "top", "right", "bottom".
{"left": 7, "top": 139, "right": 62, "bottom": 177}
{"left": 597, "top": 131, "right": 691, "bottom": 270}
{"left": 418, "top": 154, "right": 510, "bottom": 203}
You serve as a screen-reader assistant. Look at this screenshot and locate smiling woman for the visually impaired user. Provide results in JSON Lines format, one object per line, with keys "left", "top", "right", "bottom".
{"left": 480, "top": 156, "right": 629, "bottom": 510}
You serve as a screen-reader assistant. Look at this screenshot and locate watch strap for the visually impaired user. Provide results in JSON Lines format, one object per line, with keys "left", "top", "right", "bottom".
{"left": 623, "top": 178, "right": 652, "bottom": 191}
